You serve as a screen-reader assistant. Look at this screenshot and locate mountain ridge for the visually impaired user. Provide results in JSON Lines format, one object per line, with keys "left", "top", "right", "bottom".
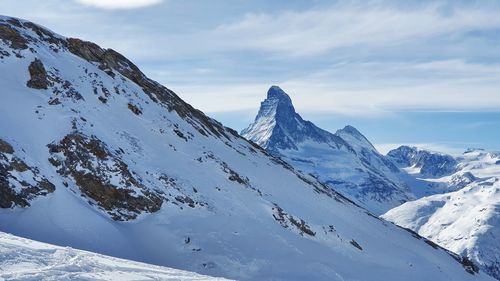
{"left": 383, "top": 146, "right": 500, "bottom": 280}
{"left": 0, "top": 15, "right": 493, "bottom": 281}
{"left": 241, "top": 85, "right": 350, "bottom": 154}
{"left": 242, "top": 86, "right": 413, "bottom": 215}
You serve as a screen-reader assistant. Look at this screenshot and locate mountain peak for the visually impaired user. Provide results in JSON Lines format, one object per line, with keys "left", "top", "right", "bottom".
{"left": 253, "top": 86, "right": 296, "bottom": 125}
{"left": 264, "top": 85, "right": 295, "bottom": 117}
{"left": 242, "top": 86, "right": 356, "bottom": 154}
{"left": 337, "top": 125, "right": 364, "bottom": 138}
{"left": 267, "top": 85, "right": 291, "bottom": 101}
{"left": 0, "top": 15, "right": 493, "bottom": 281}
{"left": 387, "top": 145, "right": 457, "bottom": 177}
{"left": 240, "top": 86, "right": 300, "bottom": 149}
{"left": 335, "top": 125, "right": 375, "bottom": 150}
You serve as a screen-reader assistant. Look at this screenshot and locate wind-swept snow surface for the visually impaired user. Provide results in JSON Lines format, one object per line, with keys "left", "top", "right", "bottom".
{"left": 0, "top": 231, "right": 230, "bottom": 281}
{"left": 0, "top": 15, "right": 494, "bottom": 281}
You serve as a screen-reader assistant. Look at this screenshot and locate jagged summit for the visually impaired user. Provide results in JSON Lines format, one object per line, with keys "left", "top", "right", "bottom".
{"left": 249, "top": 86, "right": 296, "bottom": 133}
{"left": 241, "top": 86, "right": 347, "bottom": 153}
{"left": 267, "top": 85, "right": 292, "bottom": 101}
{"left": 242, "top": 86, "right": 414, "bottom": 215}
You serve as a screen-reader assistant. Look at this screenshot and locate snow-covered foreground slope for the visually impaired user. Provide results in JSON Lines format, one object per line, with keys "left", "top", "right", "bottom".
{"left": 0, "top": 15, "right": 494, "bottom": 280}
{"left": 241, "top": 86, "right": 413, "bottom": 215}
{"left": 384, "top": 148, "right": 500, "bottom": 279}
{"left": 0, "top": 231, "right": 230, "bottom": 281}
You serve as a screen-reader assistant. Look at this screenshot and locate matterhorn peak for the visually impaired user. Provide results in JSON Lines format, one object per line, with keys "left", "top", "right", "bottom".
{"left": 261, "top": 85, "right": 295, "bottom": 119}
{"left": 242, "top": 86, "right": 338, "bottom": 150}
{"left": 267, "top": 85, "right": 292, "bottom": 101}
{"left": 241, "top": 86, "right": 300, "bottom": 148}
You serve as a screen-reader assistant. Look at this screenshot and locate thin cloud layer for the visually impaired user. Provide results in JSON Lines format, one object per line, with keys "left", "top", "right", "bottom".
{"left": 1, "top": 0, "right": 499, "bottom": 151}
{"left": 212, "top": 2, "right": 500, "bottom": 56}
{"left": 2, "top": 0, "right": 500, "bottom": 117}
{"left": 170, "top": 59, "right": 500, "bottom": 116}
{"left": 75, "top": 0, "right": 162, "bottom": 9}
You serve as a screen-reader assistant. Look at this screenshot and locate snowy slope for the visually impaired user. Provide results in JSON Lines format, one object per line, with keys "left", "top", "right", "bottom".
{"left": 383, "top": 148, "right": 500, "bottom": 279}
{"left": 0, "top": 16, "right": 494, "bottom": 281}
{"left": 0, "top": 231, "right": 230, "bottom": 281}
{"left": 242, "top": 86, "right": 413, "bottom": 215}
{"left": 387, "top": 145, "right": 457, "bottom": 178}
{"left": 385, "top": 145, "right": 461, "bottom": 198}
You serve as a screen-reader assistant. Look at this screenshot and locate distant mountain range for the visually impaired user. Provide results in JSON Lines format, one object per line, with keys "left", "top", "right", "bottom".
{"left": 383, "top": 148, "right": 500, "bottom": 280}
{"left": 242, "top": 86, "right": 414, "bottom": 215}
{"left": 242, "top": 87, "right": 500, "bottom": 280}
{"left": 0, "top": 15, "right": 495, "bottom": 281}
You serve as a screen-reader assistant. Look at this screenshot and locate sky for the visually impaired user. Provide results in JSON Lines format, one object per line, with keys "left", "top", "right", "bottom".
{"left": 2, "top": 0, "right": 500, "bottom": 155}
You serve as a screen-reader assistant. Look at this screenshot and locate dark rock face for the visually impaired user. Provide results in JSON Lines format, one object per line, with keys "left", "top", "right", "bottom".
{"left": 22, "top": 21, "right": 66, "bottom": 47}
{"left": 2, "top": 18, "right": 234, "bottom": 144}
{"left": 27, "top": 59, "right": 49, "bottom": 89}
{"left": 48, "top": 133, "right": 163, "bottom": 221}
{"left": 0, "top": 17, "right": 66, "bottom": 53}
{"left": 0, "top": 138, "right": 55, "bottom": 208}
{"left": 387, "top": 146, "right": 457, "bottom": 177}
{"left": 0, "top": 23, "right": 28, "bottom": 50}
{"left": 66, "top": 38, "right": 233, "bottom": 141}
{"left": 272, "top": 204, "right": 316, "bottom": 237}
{"left": 242, "top": 86, "right": 351, "bottom": 153}
{"left": 127, "top": 103, "right": 142, "bottom": 115}
{"left": 0, "top": 139, "right": 14, "bottom": 154}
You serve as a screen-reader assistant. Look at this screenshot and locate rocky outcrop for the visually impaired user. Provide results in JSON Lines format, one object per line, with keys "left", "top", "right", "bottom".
{"left": 0, "top": 138, "right": 55, "bottom": 208}
{"left": 0, "top": 22, "right": 28, "bottom": 50}
{"left": 0, "top": 139, "right": 14, "bottom": 154}
{"left": 48, "top": 133, "right": 163, "bottom": 220}
{"left": 0, "top": 17, "right": 66, "bottom": 53}
{"left": 66, "top": 38, "right": 235, "bottom": 141}
{"left": 27, "top": 59, "right": 49, "bottom": 89}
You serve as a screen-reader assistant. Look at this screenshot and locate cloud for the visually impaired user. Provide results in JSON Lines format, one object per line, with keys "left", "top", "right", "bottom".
{"left": 277, "top": 61, "right": 500, "bottom": 116}
{"left": 74, "top": 0, "right": 162, "bottom": 9}
{"left": 4, "top": 1, "right": 500, "bottom": 118}
{"left": 167, "top": 59, "right": 500, "bottom": 117}
{"left": 210, "top": 2, "right": 500, "bottom": 56}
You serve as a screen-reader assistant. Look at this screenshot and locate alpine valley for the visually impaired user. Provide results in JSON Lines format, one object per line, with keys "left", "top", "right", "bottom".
{"left": 0, "top": 15, "right": 497, "bottom": 281}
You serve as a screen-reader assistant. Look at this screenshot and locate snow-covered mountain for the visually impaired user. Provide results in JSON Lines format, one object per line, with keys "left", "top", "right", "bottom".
{"left": 241, "top": 86, "right": 414, "bottom": 215}
{"left": 387, "top": 145, "right": 457, "bottom": 178}
{"left": 383, "top": 147, "right": 500, "bottom": 280}
{"left": 0, "top": 231, "right": 230, "bottom": 281}
{"left": 0, "top": 16, "right": 494, "bottom": 281}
